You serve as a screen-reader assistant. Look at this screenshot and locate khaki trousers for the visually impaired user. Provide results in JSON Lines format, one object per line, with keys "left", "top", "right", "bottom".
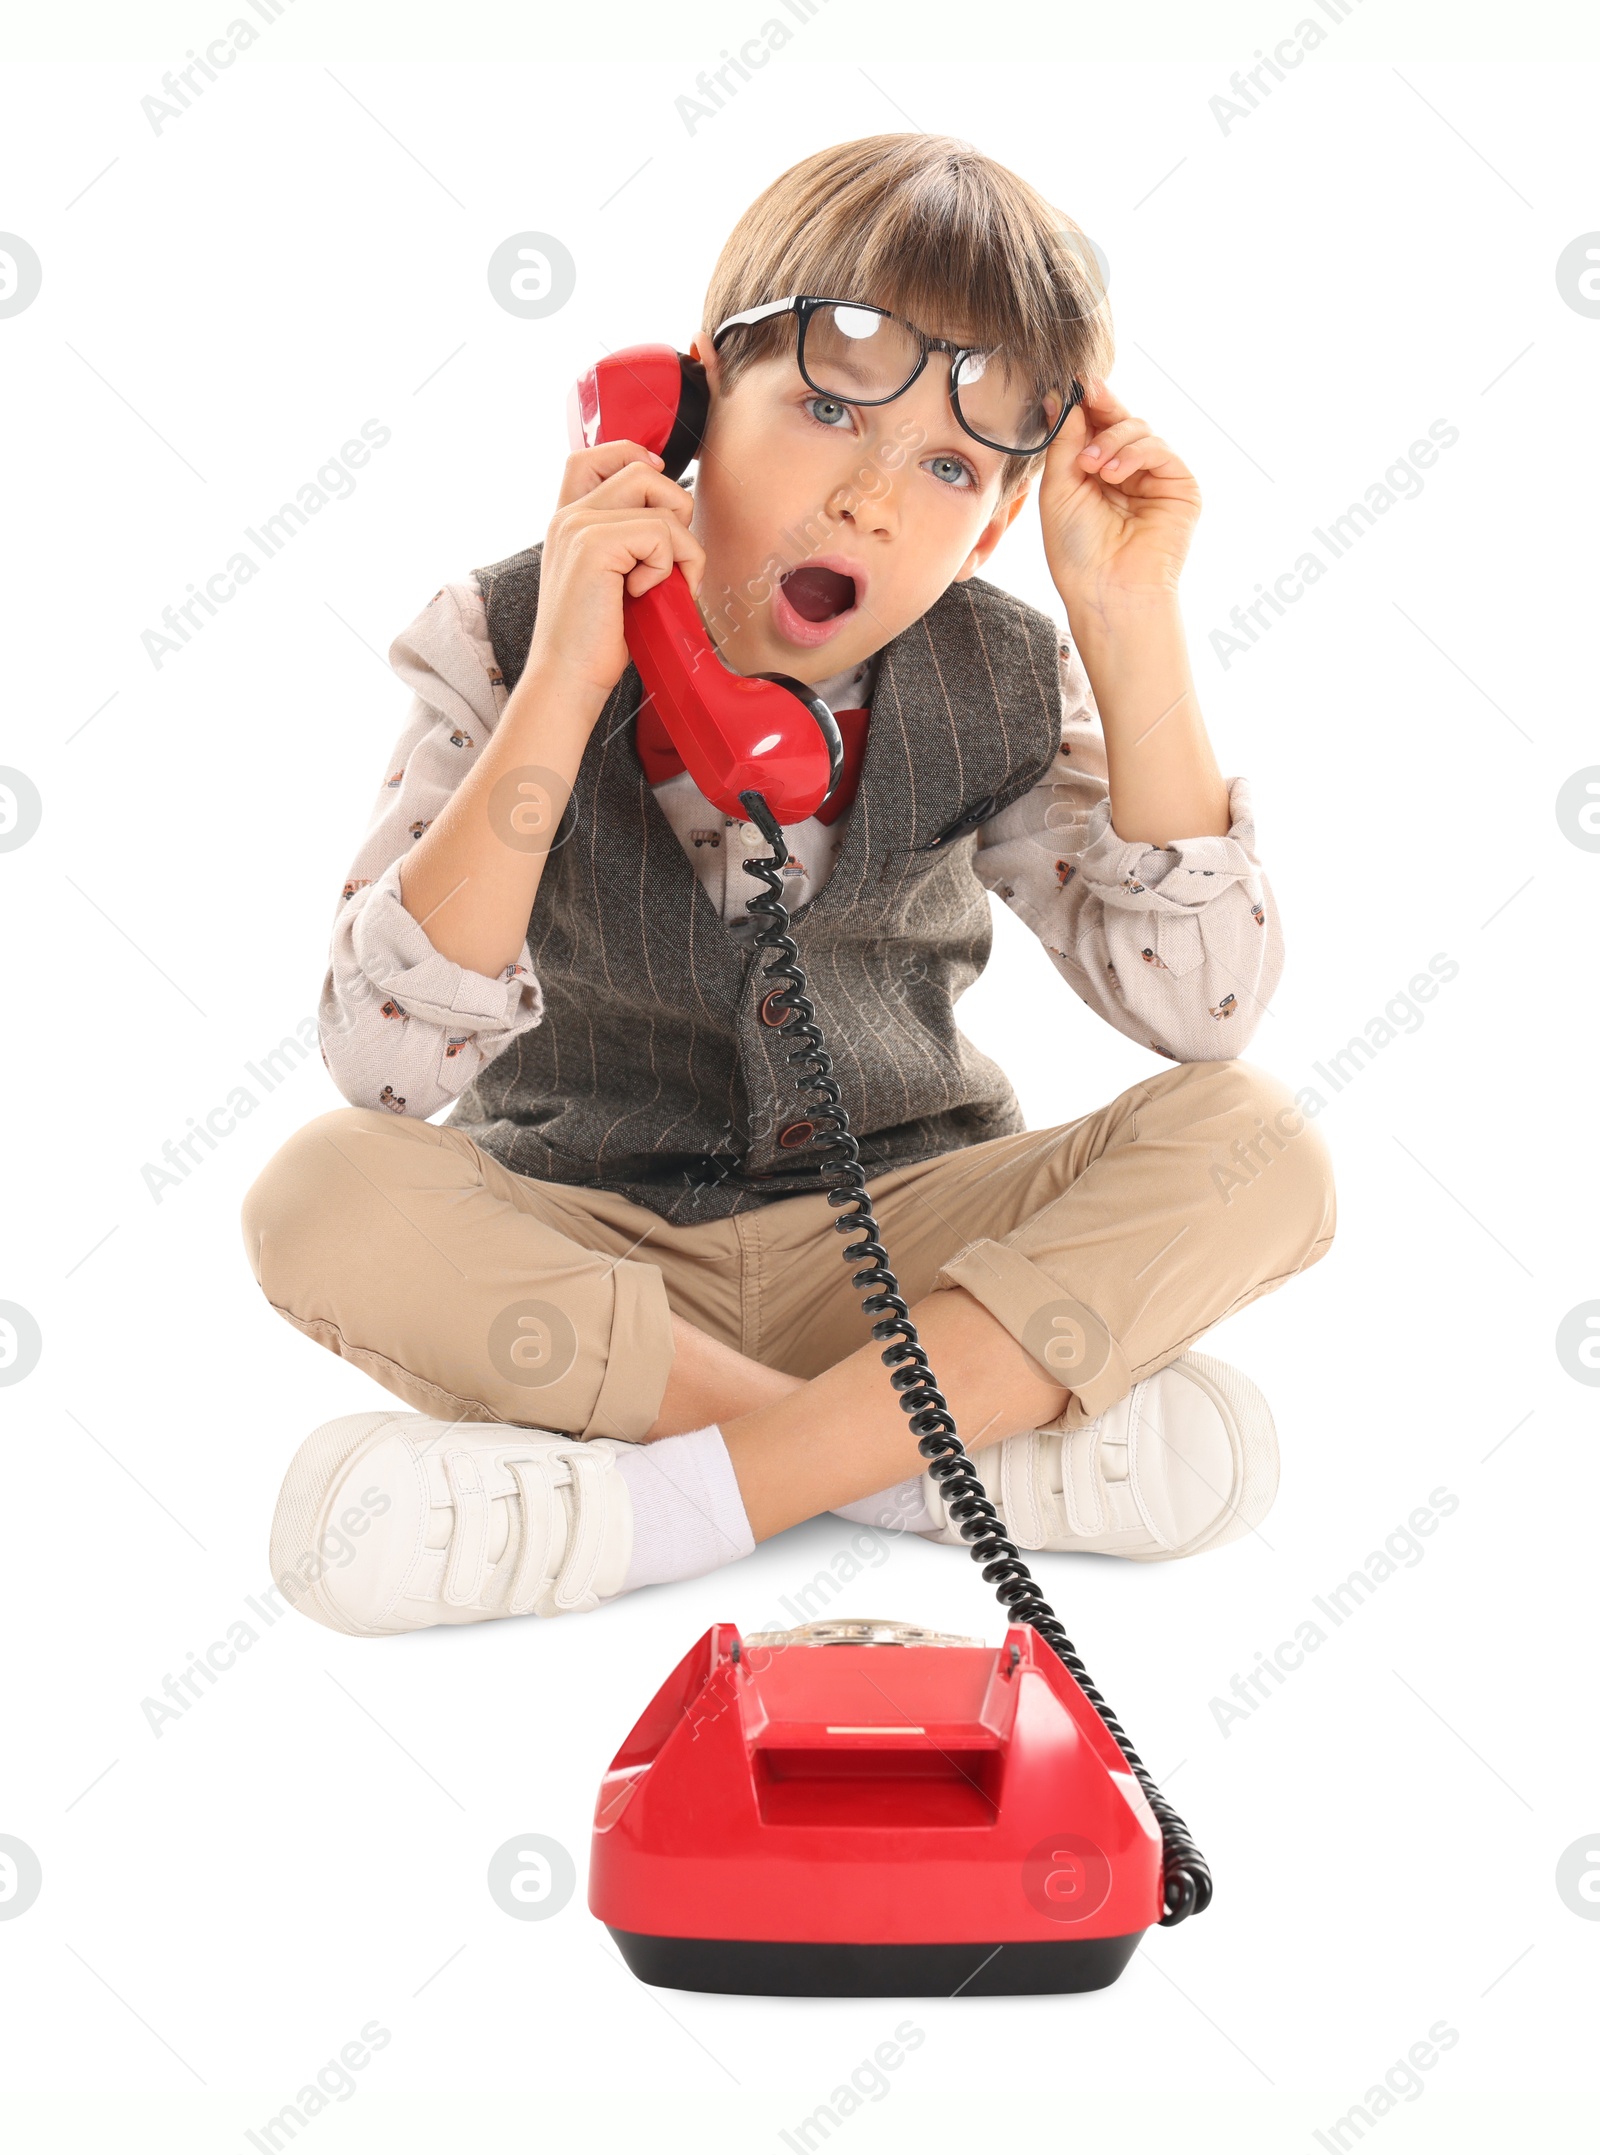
{"left": 239, "top": 1059, "right": 1335, "bottom": 1450}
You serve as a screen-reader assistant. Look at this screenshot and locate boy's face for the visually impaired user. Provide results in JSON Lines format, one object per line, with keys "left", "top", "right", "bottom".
{"left": 686, "top": 325, "right": 1033, "bottom": 684}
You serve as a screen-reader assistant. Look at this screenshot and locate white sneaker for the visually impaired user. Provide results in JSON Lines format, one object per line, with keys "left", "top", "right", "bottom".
{"left": 268, "top": 1410, "right": 635, "bottom": 1636}
{"left": 918, "top": 1350, "right": 1278, "bottom": 1562}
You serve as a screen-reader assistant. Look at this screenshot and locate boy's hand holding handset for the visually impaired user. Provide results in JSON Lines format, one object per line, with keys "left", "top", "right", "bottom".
{"left": 397, "top": 438, "right": 703, "bottom": 982}
{"left": 529, "top": 439, "right": 707, "bottom": 705}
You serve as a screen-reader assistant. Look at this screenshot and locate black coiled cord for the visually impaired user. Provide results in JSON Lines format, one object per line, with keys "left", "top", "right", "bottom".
{"left": 738, "top": 789, "right": 1211, "bottom": 1927}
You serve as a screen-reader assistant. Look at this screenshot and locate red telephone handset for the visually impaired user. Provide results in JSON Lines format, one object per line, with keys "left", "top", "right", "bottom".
{"left": 568, "top": 345, "right": 843, "bottom": 823}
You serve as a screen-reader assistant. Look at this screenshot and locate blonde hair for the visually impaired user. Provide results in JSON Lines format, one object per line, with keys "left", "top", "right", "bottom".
{"left": 702, "top": 134, "right": 1113, "bottom": 506}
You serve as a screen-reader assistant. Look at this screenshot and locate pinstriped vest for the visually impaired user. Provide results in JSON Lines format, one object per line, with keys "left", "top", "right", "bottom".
{"left": 446, "top": 541, "right": 1063, "bottom": 1221}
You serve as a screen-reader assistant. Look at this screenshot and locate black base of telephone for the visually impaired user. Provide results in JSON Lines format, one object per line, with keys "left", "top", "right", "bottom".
{"left": 607, "top": 1927, "right": 1144, "bottom": 1998}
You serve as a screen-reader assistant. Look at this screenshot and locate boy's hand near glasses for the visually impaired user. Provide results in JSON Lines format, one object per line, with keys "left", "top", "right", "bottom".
{"left": 1036, "top": 375, "right": 1229, "bottom": 844}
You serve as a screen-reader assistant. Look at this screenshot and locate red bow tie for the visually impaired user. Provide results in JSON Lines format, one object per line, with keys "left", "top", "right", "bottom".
{"left": 633, "top": 702, "right": 870, "bottom": 827}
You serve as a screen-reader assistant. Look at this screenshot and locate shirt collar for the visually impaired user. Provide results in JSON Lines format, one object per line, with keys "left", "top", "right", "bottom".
{"left": 808, "top": 648, "right": 881, "bottom": 713}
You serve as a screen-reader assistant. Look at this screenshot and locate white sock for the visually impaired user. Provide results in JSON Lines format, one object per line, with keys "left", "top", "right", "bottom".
{"left": 614, "top": 1424, "right": 755, "bottom": 1590}
{"left": 831, "top": 1475, "right": 935, "bottom": 1534}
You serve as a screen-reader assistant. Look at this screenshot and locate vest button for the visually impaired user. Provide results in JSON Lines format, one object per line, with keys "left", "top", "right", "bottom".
{"left": 759, "top": 987, "right": 791, "bottom": 1027}
{"left": 777, "top": 1119, "right": 816, "bottom": 1148}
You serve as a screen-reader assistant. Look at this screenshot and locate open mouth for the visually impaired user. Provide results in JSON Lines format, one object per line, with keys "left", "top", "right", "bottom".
{"left": 778, "top": 565, "right": 858, "bottom": 622}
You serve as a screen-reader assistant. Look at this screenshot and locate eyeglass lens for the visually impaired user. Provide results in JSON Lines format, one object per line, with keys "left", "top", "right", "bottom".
{"left": 799, "top": 301, "right": 1064, "bottom": 453}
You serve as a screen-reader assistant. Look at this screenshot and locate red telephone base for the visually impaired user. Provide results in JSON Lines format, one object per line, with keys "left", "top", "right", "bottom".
{"left": 589, "top": 1619, "right": 1165, "bottom": 1998}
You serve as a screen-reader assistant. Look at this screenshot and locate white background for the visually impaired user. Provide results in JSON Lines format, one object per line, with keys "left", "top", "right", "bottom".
{"left": 1, "top": 6, "right": 1596, "bottom": 2148}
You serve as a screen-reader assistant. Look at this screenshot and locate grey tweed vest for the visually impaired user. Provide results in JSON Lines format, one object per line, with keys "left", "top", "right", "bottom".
{"left": 445, "top": 541, "right": 1063, "bottom": 1221}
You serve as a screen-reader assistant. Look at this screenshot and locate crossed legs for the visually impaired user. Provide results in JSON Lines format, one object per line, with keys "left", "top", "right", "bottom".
{"left": 243, "top": 1059, "right": 1335, "bottom": 1560}
{"left": 647, "top": 1290, "right": 1067, "bottom": 1540}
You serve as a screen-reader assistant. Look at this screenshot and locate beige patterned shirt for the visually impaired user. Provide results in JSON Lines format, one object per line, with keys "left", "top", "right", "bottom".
{"left": 319, "top": 576, "right": 1283, "bottom": 1119}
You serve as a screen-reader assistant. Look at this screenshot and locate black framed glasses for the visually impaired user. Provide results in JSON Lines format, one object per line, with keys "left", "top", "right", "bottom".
{"left": 710, "top": 293, "right": 1082, "bottom": 457}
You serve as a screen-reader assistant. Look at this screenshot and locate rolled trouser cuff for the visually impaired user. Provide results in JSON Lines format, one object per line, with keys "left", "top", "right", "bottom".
{"left": 241, "top": 1107, "right": 681, "bottom": 1447}
{"left": 933, "top": 1236, "right": 1132, "bottom": 1428}
{"left": 581, "top": 1254, "right": 676, "bottom": 1444}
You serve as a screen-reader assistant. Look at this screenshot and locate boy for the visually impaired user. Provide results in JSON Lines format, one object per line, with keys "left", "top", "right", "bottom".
{"left": 241, "top": 135, "right": 1334, "bottom": 1636}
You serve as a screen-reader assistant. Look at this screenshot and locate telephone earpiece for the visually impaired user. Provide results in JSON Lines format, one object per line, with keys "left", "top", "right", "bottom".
{"left": 568, "top": 344, "right": 842, "bottom": 823}
{"left": 567, "top": 343, "right": 710, "bottom": 480}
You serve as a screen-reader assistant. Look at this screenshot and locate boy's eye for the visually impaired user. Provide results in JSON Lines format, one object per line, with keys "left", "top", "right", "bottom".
{"left": 803, "top": 393, "right": 854, "bottom": 431}
{"left": 922, "top": 452, "right": 977, "bottom": 491}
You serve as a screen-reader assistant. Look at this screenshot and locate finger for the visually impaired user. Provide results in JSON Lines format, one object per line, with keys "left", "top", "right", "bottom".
{"left": 575, "top": 513, "right": 705, "bottom": 599}
{"left": 568, "top": 501, "right": 707, "bottom": 563}
{"left": 1043, "top": 395, "right": 1096, "bottom": 473}
{"left": 556, "top": 464, "right": 698, "bottom": 527}
{"left": 1092, "top": 432, "right": 1185, "bottom": 484}
{"left": 1078, "top": 415, "right": 1147, "bottom": 468}
{"left": 556, "top": 439, "right": 666, "bottom": 508}
{"left": 626, "top": 514, "right": 706, "bottom": 599}
{"left": 1078, "top": 373, "right": 1131, "bottom": 427}
{"left": 664, "top": 514, "right": 706, "bottom": 596}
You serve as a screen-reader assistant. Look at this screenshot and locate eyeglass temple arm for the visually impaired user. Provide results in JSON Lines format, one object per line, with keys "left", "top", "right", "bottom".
{"left": 709, "top": 295, "right": 801, "bottom": 348}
